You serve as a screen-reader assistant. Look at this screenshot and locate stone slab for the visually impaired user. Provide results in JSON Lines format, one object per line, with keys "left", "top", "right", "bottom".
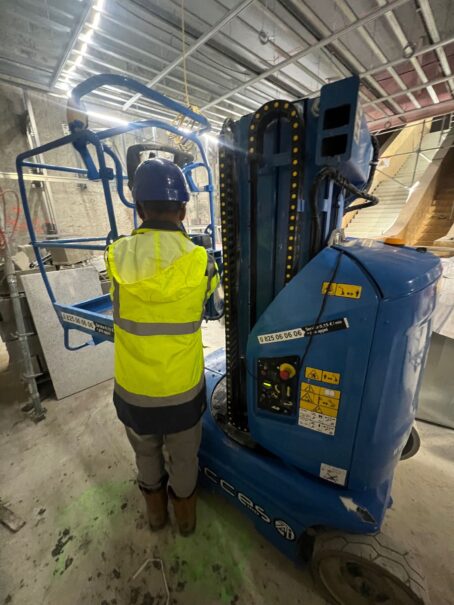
{"left": 21, "top": 268, "right": 113, "bottom": 399}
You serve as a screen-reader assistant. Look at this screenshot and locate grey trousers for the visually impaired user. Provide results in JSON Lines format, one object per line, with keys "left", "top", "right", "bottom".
{"left": 125, "top": 420, "right": 202, "bottom": 498}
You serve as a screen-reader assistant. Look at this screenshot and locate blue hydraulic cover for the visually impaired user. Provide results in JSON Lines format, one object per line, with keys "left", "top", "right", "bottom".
{"left": 246, "top": 241, "right": 441, "bottom": 491}
{"left": 340, "top": 238, "right": 441, "bottom": 298}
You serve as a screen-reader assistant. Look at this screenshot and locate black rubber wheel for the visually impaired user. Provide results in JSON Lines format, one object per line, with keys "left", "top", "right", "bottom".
{"left": 400, "top": 426, "right": 421, "bottom": 461}
{"left": 311, "top": 531, "right": 430, "bottom": 605}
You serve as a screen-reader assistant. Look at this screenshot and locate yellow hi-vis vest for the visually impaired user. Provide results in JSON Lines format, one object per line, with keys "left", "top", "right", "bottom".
{"left": 105, "top": 224, "right": 219, "bottom": 435}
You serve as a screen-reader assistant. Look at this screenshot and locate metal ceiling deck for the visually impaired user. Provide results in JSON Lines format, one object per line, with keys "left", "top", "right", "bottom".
{"left": 0, "top": 0, "right": 453, "bottom": 132}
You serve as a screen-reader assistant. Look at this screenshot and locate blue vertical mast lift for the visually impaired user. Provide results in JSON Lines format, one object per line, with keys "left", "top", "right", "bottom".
{"left": 17, "top": 74, "right": 440, "bottom": 605}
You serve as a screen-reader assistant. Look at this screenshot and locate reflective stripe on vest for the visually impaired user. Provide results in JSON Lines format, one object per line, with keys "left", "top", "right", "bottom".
{"left": 112, "top": 280, "right": 202, "bottom": 336}
{"left": 112, "top": 253, "right": 217, "bottom": 337}
{"left": 114, "top": 373, "right": 205, "bottom": 408}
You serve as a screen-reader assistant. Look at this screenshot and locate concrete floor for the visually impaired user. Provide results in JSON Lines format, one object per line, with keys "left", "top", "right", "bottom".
{"left": 1, "top": 322, "right": 454, "bottom": 605}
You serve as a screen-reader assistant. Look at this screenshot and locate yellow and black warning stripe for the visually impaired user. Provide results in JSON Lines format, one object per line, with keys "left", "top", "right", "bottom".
{"left": 248, "top": 100, "right": 304, "bottom": 286}
{"left": 218, "top": 119, "right": 248, "bottom": 431}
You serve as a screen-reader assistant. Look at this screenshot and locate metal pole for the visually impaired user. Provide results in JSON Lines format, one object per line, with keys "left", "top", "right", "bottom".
{"left": 22, "top": 92, "right": 58, "bottom": 231}
{"left": 1, "top": 214, "right": 45, "bottom": 420}
{"left": 410, "top": 119, "right": 426, "bottom": 187}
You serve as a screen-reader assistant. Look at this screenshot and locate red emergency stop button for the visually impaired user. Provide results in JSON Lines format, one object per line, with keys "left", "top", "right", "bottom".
{"left": 279, "top": 363, "right": 296, "bottom": 381}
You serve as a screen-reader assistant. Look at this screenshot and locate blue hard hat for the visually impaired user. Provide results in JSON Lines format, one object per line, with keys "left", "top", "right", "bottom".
{"left": 132, "top": 158, "right": 190, "bottom": 204}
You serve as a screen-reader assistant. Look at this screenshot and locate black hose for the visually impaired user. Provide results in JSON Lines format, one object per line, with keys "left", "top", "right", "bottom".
{"left": 309, "top": 135, "right": 381, "bottom": 257}
{"left": 364, "top": 134, "right": 380, "bottom": 192}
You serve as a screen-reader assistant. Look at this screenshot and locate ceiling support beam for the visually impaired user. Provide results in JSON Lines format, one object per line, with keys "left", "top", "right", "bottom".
{"left": 202, "top": 0, "right": 411, "bottom": 111}
{"left": 277, "top": 0, "right": 394, "bottom": 117}
{"left": 361, "top": 35, "right": 454, "bottom": 78}
{"left": 335, "top": 0, "right": 420, "bottom": 110}
{"left": 50, "top": 0, "right": 94, "bottom": 89}
{"left": 122, "top": 0, "right": 255, "bottom": 110}
{"left": 99, "top": 8, "right": 295, "bottom": 105}
{"left": 375, "top": 0, "right": 440, "bottom": 105}
{"left": 368, "top": 99, "right": 454, "bottom": 131}
{"left": 417, "top": 0, "right": 454, "bottom": 94}
{"left": 362, "top": 75, "right": 454, "bottom": 107}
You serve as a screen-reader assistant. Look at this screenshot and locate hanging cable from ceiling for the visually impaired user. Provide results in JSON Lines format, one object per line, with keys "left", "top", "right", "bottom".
{"left": 181, "top": 0, "right": 191, "bottom": 107}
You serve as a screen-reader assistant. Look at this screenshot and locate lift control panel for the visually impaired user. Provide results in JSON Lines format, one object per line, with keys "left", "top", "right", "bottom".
{"left": 257, "top": 357, "right": 299, "bottom": 416}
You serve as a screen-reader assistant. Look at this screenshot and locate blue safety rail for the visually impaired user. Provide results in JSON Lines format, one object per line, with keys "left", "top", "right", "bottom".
{"left": 16, "top": 74, "right": 217, "bottom": 350}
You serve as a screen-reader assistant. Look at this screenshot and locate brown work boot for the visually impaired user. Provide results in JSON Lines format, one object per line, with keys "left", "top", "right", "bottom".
{"left": 169, "top": 487, "right": 197, "bottom": 537}
{"left": 140, "top": 486, "right": 168, "bottom": 531}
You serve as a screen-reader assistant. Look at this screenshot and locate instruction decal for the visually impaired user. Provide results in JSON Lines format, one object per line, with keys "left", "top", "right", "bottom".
{"left": 299, "top": 382, "right": 341, "bottom": 435}
{"left": 61, "top": 312, "right": 114, "bottom": 338}
{"left": 257, "top": 318, "right": 348, "bottom": 344}
{"left": 322, "top": 282, "right": 362, "bottom": 299}
{"left": 93, "top": 323, "right": 114, "bottom": 337}
{"left": 303, "top": 318, "right": 349, "bottom": 336}
{"left": 320, "top": 463, "right": 347, "bottom": 486}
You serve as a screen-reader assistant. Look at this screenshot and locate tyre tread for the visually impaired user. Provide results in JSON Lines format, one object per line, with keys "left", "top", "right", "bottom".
{"left": 311, "top": 531, "right": 430, "bottom": 605}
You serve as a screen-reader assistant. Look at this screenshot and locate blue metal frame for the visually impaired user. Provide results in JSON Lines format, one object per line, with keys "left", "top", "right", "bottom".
{"left": 16, "top": 74, "right": 217, "bottom": 349}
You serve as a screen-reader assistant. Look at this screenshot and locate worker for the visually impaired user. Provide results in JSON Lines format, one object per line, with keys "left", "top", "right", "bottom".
{"left": 105, "top": 158, "right": 219, "bottom": 536}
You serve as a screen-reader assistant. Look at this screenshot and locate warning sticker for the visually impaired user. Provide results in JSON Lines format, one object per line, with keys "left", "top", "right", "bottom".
{"left": 305, "top": 367, "right": 323, "bottom": 381}
{"left": 305, "top": 367, "right": 340, "bottom": 385}
{"left": 322, "top": 370, "right": 340, "bottom": 385}
{"left": 320, "top": 463, "right": 347, "bottom": 486}
{"left": 299, "top": 382, "right": 341, "bottom": 435}
{"left": 300, "top": 382, "right": 320, "bottom": 404}
{"left": 322, "top": 282, "right": 362, "bottom": 299}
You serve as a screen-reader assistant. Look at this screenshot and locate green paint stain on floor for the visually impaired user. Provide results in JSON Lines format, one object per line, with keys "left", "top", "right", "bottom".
{"left": 49, "top": 482, "right": 260, "bottom": 604}
{"left": 51, "top": 479, "right": 133, "bottom": 577}
{"left": 162, "top": 497, "right": 254, "bottom": 604}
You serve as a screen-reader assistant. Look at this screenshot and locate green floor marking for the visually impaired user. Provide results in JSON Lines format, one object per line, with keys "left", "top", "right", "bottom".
{"left": 162, "top": 497, "right": 254, "bottom": 604}
{"left": 51, "top": 479, "right": 133, "bottom": 577}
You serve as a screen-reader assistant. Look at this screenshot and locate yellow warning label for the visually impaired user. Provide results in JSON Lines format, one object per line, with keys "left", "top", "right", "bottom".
{"left": 300, "top": 382, "right": 341, "bottom": 419}
{"left": 305, "top": 367, "right": 323, "bottom": 381}
{"left": 322, "top": 282, "right": 362, "bottom": 299}
{"left": 322, "top": 370, "right": 340, "bottom": 385}
{"left": 305, "top": 367, "right": 341, "bottom": 385}
{"left": 300, "top": 382, "right": 320, "bottom": 404}
{"left": 319, "top": 386, "right": 340, "bottom": 399}
{"left": 318, "top": 396, "right": 340, "bottom": 416}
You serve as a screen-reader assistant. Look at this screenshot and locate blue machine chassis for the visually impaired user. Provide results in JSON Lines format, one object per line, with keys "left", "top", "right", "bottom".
{"left": 200, "top": 349, "right": 391, "bottom": 562}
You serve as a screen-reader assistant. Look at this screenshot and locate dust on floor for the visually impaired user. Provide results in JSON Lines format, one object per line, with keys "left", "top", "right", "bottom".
{"left": 0, "top": 322, "right": 453, "bottom": 604}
